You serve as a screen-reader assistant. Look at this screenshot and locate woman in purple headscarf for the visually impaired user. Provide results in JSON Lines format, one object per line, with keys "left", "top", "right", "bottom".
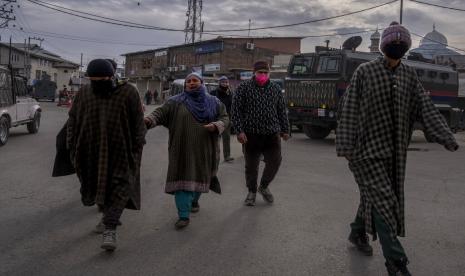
{"left": 145, "top": 73, "right": 229, "bottom": 229}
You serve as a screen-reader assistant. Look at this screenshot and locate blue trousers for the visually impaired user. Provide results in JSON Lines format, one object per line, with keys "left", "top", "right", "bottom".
{"left": 174, "top": 191, "right": 201, "bottom": 219}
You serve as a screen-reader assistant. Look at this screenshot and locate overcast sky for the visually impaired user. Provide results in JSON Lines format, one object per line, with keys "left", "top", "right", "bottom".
{"left": 3, "top": 0, "right": 464, "bottom": 67}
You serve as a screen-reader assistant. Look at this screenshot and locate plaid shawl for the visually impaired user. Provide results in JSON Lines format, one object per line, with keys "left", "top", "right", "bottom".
{"left": 336, "top": 57, "right": 458, "bottom": 239}
{"left": 67, "top": 82, "right": 146, "bottom": 210}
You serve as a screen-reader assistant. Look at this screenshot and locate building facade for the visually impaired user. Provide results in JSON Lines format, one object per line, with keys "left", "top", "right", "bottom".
{"left": 0, "top": 43, "right": 79, "bottom": 90}
{"left": 122, "top": 37, "right": 302, "bottom": 96}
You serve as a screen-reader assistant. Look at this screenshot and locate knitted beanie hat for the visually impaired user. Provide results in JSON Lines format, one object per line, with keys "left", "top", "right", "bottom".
{"left": 86, "top": 59, "right": 115, "bottom": 77}
{"left": 186, "top": 72, "right": 204, "bottom": 83}
{"left": 380, "top": 21, "right": 412, "bottom": 51}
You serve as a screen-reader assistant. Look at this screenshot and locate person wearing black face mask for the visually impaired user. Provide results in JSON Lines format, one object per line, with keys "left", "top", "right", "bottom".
{"left": 336, "top": 22, "right": 459, "bottom": 276}
{"left": 211, "top": 76, "right": 234, "bottom": 162}
{"left": 67, "top": 59, "right": 146, "bottom": 251}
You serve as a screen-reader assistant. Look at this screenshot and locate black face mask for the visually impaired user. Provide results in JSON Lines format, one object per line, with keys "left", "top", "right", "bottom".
{"left": 91, "top": 79, "right": 115, "bottom": 95}
{"left": 383, "top": 43, "right": 409, "bottom": 60}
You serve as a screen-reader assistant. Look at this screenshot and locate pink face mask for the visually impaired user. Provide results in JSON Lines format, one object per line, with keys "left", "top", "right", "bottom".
{"left": 255, "top": 74, "right": 269, "bottom": 86}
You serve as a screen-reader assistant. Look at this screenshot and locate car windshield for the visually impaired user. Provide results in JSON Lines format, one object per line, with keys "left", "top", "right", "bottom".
{"left": 289, "top": 57, "right": 313, "bottom": 75}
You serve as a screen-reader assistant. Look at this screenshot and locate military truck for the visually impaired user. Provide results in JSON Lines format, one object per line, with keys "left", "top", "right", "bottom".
{"left": 285, "top": 47, "right": 463, "bottom": 139}
{"left": 0, "top": 66, "right": 42, "bottom": 146}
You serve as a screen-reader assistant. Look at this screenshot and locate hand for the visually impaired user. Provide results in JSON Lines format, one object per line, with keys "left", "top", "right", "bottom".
{"left": 144, "top": 117, "right": 152, "bottom": 128}
{"left": 237, "top": 132, "right": 248, "bottom": 144}
{"left": 445, "top": 142, "right": 459, "bottom": 152}
{"left": 280, "top": 133, "right": 290, "bottom": 141}
{"left": 204, "top": 123, "right": 217, "bottom": 132}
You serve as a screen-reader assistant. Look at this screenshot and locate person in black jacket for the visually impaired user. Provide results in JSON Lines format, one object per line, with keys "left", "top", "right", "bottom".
{"left": 211, "top": 76, "right": 234, "bottom": 162}
{"left": 231, "top": 61, "right": 290, "bottom": 206}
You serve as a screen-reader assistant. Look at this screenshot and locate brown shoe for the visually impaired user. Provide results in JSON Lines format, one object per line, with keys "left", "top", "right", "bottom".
{"left": 175, "top": 218, "right": 190, "bottom": 230}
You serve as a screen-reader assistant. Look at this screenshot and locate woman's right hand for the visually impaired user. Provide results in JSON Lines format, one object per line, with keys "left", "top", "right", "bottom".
{"left": 237, "top": 132, "right": 248, "bottom": 144}
{"left": 144, "top": 117, "right": 152, "bottom": 128}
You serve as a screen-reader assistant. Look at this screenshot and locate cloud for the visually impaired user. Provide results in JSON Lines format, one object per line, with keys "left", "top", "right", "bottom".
{"left": 4, "top": 0, "right": 464, "bottom": 66}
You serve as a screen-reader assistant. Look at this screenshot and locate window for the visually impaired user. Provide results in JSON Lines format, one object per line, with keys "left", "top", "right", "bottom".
{"left": 36, "top": 70, "right": 41, "bottom": 80}
{"left": 416, "top": 69, "right": 425, "bottom": 77}
{"left": 290, "top": 57, "right": 314, "bottom": 75}
{"left": 317, "top": 56, "right": 341, "bottom": 73}
{"left": 53, "top": 73, "right": 57, "bottom": 82}
{"left": 440, "top": 72, "right": 449, "bottom": 80}
{"left": 428, "top": 71, "right": 437, "bottom": 79}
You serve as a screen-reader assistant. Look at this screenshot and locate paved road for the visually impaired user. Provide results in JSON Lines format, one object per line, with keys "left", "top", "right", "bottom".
{"left": 1, "top": 102, "right": 464, "bottom": 276}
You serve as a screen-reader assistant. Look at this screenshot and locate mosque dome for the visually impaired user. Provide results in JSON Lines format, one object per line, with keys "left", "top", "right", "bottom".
{"left": 419, "top": 25, "right": 447, "bottom": 47}
{"left": 409, "top": 24, "right": 459, "bottom": 60}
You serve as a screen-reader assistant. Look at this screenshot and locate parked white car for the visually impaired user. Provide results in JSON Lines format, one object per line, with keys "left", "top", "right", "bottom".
{"left": 0, "top": 66, "right": 41, "bottom": 146}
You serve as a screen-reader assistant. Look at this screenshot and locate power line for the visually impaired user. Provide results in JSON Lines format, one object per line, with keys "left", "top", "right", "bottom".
{"left": 25, "top": 0, "right": 183, "bottom": 32}
{"left": 408, "top": 0, "right": 465, "bottom": 12}
{"left": 25, "top": 0, "right": 398, "bottom": 33}
{"left": 13, "top": 27, "right": 179, "bottom": 47}
{"left": 204, "top": 1, "right": 398, "bottom": 32}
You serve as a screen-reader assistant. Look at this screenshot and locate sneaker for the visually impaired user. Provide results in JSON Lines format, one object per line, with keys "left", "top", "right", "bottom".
{"left": 175, "top": 218, "right": 190, "bottom": 230}
{"left": 101, "top": 229, "right": 117, "bottom": 251}
{"left": 385, "top": 258, "right": 411, "bottom": 276}
{"left": 224, "top": 156, "right": 234, "bottom": 162}
{"left": 348, "top": 231, "right": 373, "bottom": 256}
{"left": 258, "top": 186, "right": 274, "bottom": 203}
{"left": 191, "top": 202, "right": 200, "bottom": 213}
{"left": 244, "top": 192, "right": 256, "bottom": 206}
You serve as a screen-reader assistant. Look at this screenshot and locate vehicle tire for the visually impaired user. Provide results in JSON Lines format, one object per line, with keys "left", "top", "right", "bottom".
{"left": 0, "top": 116, "right": 9, "bottom": 146}
{"left": 27, "top": 112, "right": 41, "bottom": 134}
{"left": 302, "top": 125, "right": 331, "bottom": 139}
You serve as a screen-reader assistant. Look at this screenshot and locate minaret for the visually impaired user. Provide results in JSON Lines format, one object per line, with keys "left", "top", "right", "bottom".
{"left": 369, "top": 27, "right": 381, "bottom": 53}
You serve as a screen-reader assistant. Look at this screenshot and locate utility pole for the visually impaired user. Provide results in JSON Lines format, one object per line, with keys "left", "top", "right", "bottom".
{"left": 0, "top": 0, "right": 16, "bottom": 28}
{"left": 184, "top": 0, "right": 203, "bottom": 44}
{"left": 248, "top": 19, "right": 251, "bottom": 37}
{"left": 399, "top": 0, "right": 403, "bottom": 24}
{"left": 27, "top": 37, "right": 44, "bottom": 81}
{"left": 79, "top": 53, "right": 83, "bottom": 88}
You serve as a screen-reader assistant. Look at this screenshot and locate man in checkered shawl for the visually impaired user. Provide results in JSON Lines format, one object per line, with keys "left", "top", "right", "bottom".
{"left": 336, "top": 22, "right": 459, "bottom": 275}
{"left": 67, "top": 59, "right": 146, "bottom": 251}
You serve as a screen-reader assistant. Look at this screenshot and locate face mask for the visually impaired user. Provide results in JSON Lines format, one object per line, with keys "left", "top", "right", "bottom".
{"left": 91, "top": 79, "right": 115, "bottom": 94}
{"left": 255, "top": 74, "right": 269, "bottom": 86}
{"left": 383, "top": 43, "right": 409, "bottom": 60}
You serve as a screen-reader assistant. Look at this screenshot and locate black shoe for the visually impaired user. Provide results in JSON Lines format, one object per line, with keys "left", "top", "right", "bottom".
{"left": 348, "top": 231, "right": 373, "bottom": 256}
{"left": 175, "top": 218, "right": 190, "bottom": 230}
{"left": 191, "top": 202, "right": 200, "bottom": 213}
{"left": 244, "top": 192, "right": 256, "bottom": 206}
{"left": 258, "top": 186, "right": 274, "bottom": 203}
{"left": 385, "top": 258, "right": 411, "bottom": 276}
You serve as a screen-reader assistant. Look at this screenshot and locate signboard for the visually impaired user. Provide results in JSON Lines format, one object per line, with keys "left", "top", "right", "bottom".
{"left": 240, "top": 71, "right": 253, "bottom": 80}
{"left": 195, "top": 41, "right": 223, "bottom": 54}
{"left": 154, "top": 50, "right": 168, "bottom": 57}
{"left": 204, "top": 64, "right": 221, "bottom": 72}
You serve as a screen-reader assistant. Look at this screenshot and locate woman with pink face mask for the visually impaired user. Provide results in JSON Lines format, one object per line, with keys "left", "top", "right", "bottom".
{"left": 231, "top": 61, "right": 290, "bottom": 207}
